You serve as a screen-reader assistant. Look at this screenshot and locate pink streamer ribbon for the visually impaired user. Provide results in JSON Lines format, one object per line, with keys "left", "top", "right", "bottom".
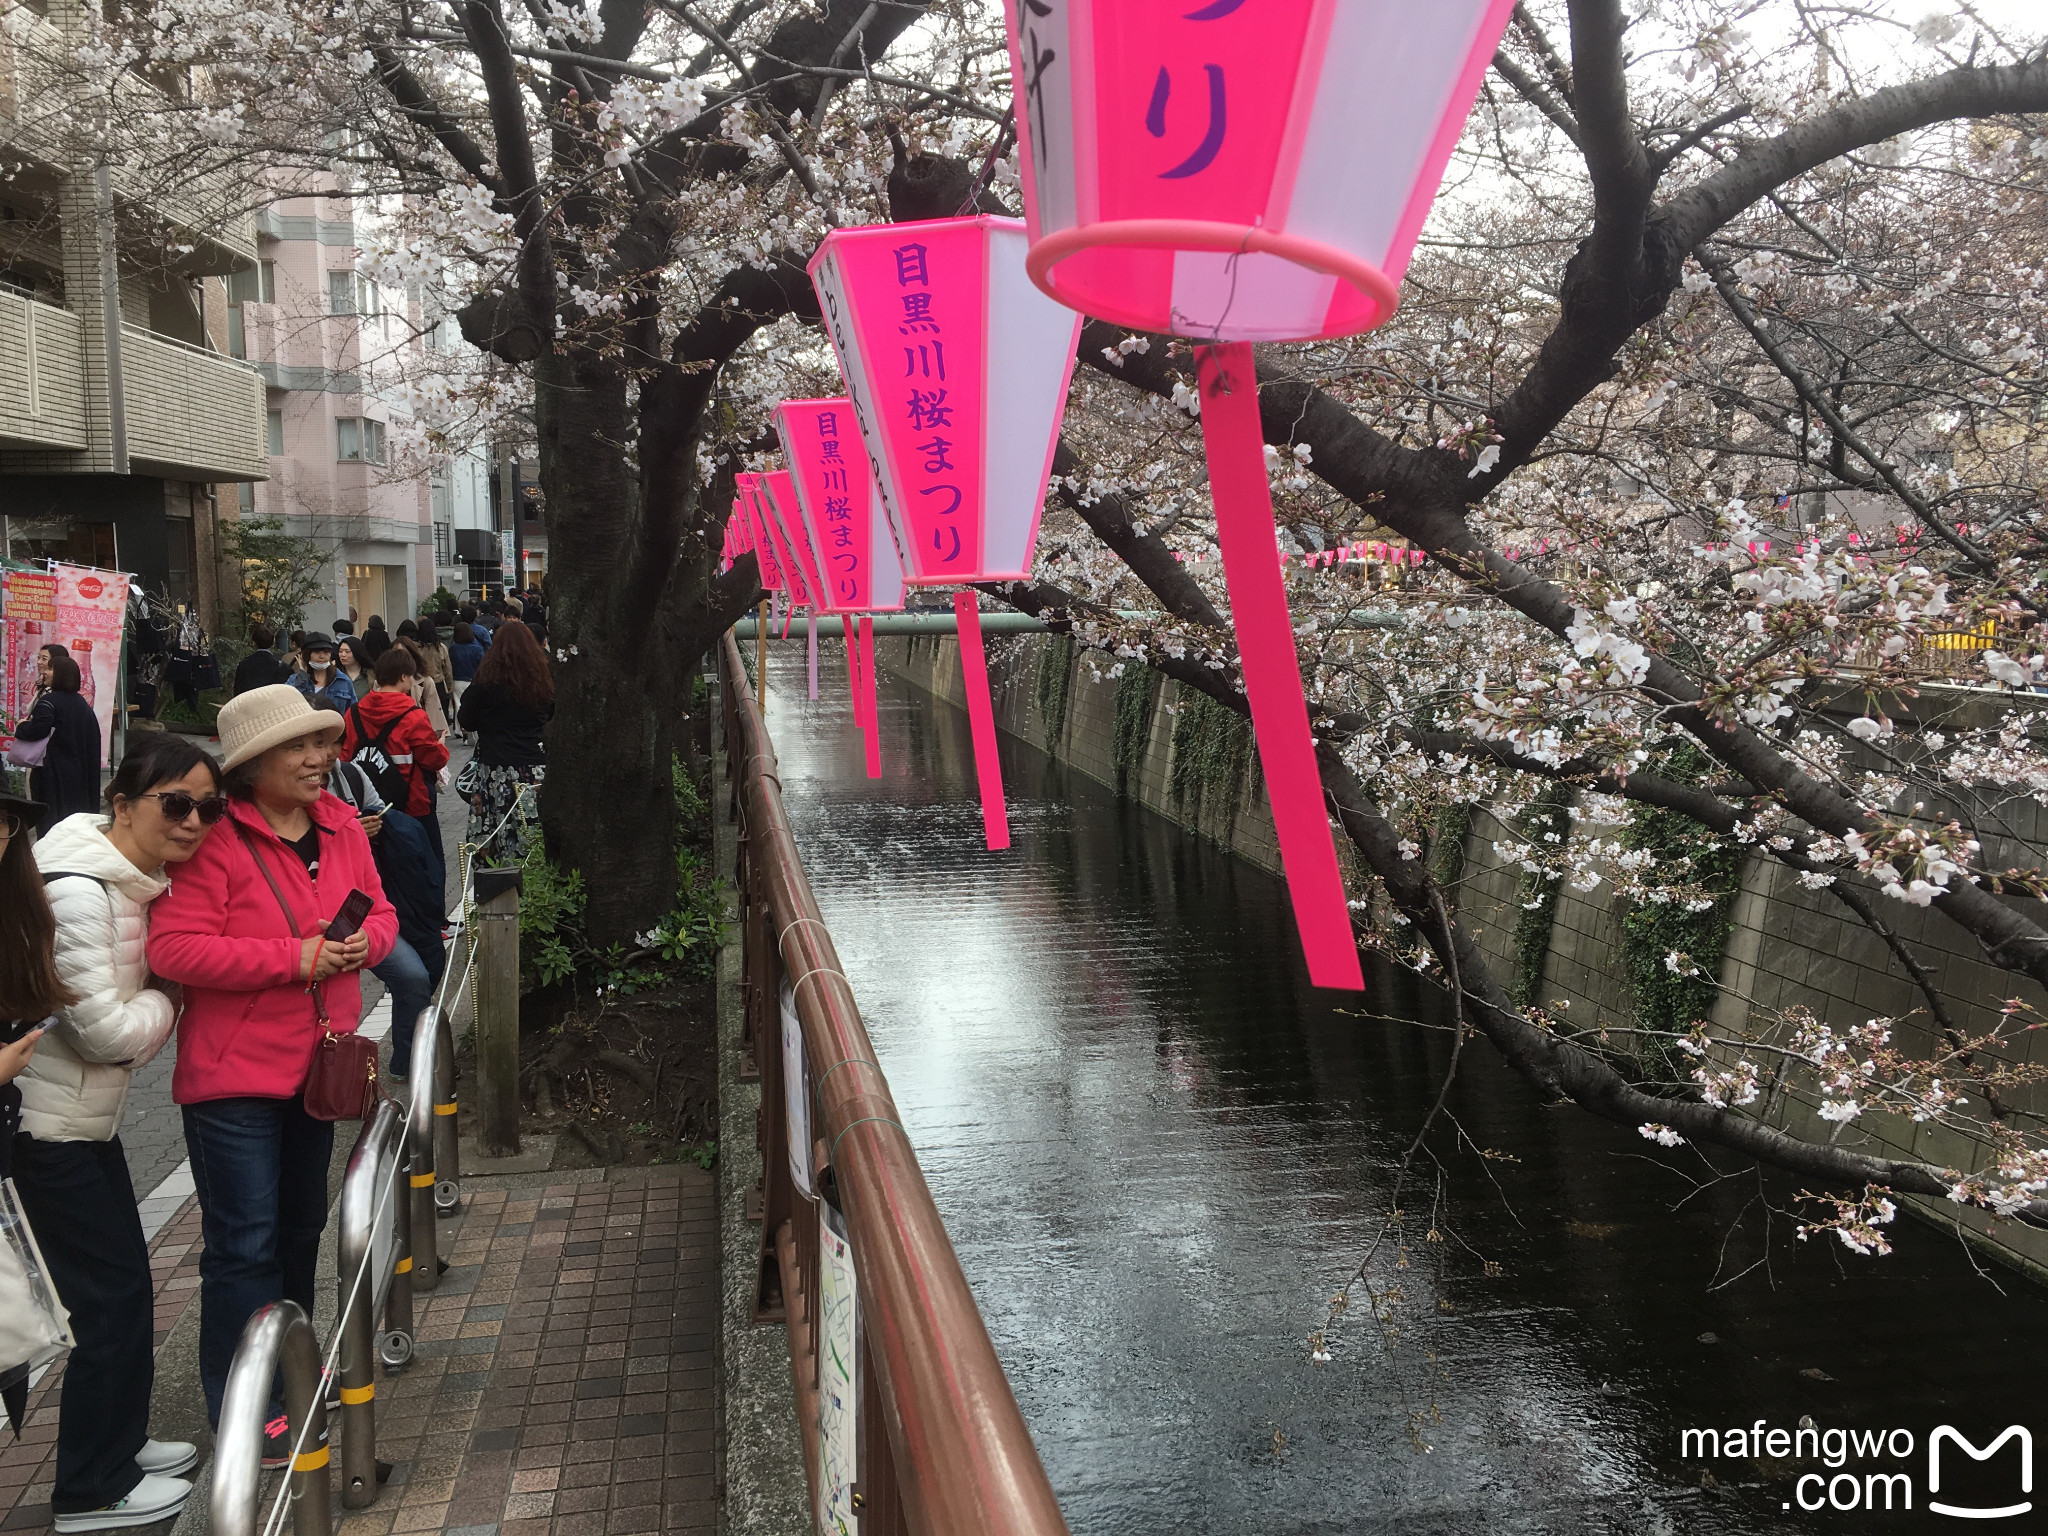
{"left": 858, "top": 615, "right": 881, "bottom": 779}
{"left": 1196, "top": 342, "right": 1363, "bottom": 992}
{"left": 842, "top": 615, "right": 864, "bottom": 727}
{"left": 953, "top": 592, "right": 1011, "bottom": 850}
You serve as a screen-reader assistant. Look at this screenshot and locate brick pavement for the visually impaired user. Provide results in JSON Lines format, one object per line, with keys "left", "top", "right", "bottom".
{"left": 0, "top": 1202, "right": 207, "bottom": 1531}
{"left": 0, "top": 1165, "right": 719, "bottom": 1536}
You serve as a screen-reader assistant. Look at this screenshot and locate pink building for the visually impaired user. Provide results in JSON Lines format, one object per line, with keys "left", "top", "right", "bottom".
{"left": 229, "top": 187, "right": 444, "bottom": 628}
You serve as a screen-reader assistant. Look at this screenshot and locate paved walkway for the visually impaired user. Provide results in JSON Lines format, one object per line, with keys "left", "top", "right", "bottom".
{"left": 0, "top": 739, "right": 724, "bottom": 1535}
{"left": 0, "top": 1162, "right": 718, "bottom": 1536}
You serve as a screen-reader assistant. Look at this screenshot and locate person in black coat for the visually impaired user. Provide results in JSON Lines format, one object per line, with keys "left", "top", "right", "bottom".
{"left": 14, "top": 649, "right": 101, "bottom": 834}
{"left": 231, "top": 624, "right": 285, "bottom": 696}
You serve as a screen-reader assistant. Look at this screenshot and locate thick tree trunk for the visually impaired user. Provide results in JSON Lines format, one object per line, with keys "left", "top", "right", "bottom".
{"left": 533, "top": 355, "right": 682, "bottom": 940}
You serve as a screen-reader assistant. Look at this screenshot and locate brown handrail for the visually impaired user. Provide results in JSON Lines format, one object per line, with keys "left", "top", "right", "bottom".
{"left": 719, "top": 633, "right": 1069, "bottom": 1536}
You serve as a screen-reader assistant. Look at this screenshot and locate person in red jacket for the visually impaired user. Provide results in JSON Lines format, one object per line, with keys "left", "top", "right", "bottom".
{"left": 338, "top": 646, "right": 451, "bottom": 820}
{"left": 146, "top": 685, "right": 397, "bottom": 1445}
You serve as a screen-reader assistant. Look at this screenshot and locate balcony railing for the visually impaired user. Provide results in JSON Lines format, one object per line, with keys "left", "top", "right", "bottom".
{"left": 120, "top": 323, "right": 268, "bottom": 481}
{"left": 0, "top": 292, "right": 89, "bottom": 451}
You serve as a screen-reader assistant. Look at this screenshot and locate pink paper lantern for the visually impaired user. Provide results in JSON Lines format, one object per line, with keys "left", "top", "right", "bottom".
{"left": 772, "top": 399, "right": 908, "bottom": 617}
{"left": 808, "top": 215, "right": 1081, "bottom": 586}
{"left": 757, "top": 474, "right": 817, "bottom": 609}
{"left": 734, "top": 479, "right": 786, "bottom": 594}
{"left": 809, "top": 215, "right": 1083, "bottom": 849}
{"left": 1004, "top": 0, "right": 1515, "bottom": 343}
{"left": 754, "top": 471, "right": 826, "bottom": 612}
{"left": 1000, "top": 2, "right": 1513, "bottom": 992}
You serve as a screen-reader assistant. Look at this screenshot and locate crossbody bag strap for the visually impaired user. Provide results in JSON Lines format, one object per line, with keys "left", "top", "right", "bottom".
{"left": 231, "top": 819, "right": 328, "bottom": 1024}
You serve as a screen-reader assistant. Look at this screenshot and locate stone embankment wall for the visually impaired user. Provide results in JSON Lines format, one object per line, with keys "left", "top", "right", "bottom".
{"left": 878, "top": 631, "right": 2048, "bottom": 1278}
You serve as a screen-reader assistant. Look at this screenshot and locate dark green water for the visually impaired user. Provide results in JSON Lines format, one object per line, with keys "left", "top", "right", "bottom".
{"left": 762, "top": 645, "right": 2042, "bottom": 1536}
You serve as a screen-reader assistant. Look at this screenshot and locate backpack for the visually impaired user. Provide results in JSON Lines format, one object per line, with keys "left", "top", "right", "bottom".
{"left": 346, "top": 702, "right": 420, "bottom": 810}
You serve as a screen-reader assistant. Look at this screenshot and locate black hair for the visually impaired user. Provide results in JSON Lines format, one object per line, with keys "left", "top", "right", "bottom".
{"left": 453, "top": 622, "right": 475, "bottom": 645}
{"left": 106, "top": 732, "right": 222, "bottom": 809}
{"left": 48, "top": 652, "right": 82, "bottom": 693}
{"left": 373, "top": 646, "right": 417, "bottom": 686}
{"left": 250, "top": 623, "right": 277, "bottom": 650}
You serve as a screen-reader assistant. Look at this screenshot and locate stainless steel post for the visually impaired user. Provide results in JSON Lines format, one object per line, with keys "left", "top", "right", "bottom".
{"left": 210, "top": 1301, "right": 330, "bottom": 1536}
{"left": 337, "top": 1101, "right": 405, "bottom": 1508}
{"left": 405, "top": 1006, "right": 441, "bottom": 1291}
{"left": 432, "top": 1007, "right": 462, "bottom": 1216}
{"left": 381, "top": 1122, "right": 415, "bottom": 1370}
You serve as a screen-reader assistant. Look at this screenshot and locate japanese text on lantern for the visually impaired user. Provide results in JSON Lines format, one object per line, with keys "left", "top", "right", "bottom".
{"left": 891, "top": 242, "right": 966, "bottom": 569}
{"left": 814, "top": 409, "right": 862, "bottom": 603}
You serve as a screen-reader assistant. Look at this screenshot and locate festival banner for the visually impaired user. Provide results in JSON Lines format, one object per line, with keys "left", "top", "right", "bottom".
{"left": 54, "top": 564, "right": 130, "bottom": 766}
{"left": 2, "top": 569, "right": 59, "bottom": 735}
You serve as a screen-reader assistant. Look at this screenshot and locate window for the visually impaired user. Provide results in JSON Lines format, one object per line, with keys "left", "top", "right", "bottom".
{"left": 434, "top": 522, "right": 452, "bottom": 564}
{"left": 265, "top": 409, "right": 284, "bottom": 456}
{"left": 328, "top": 270, "right": 376, "bottom": 317}
{"left": 227, "top": 259, "right": 274, "bottom": 305}
{"left": 337, "top": 417, "right": 386, "bottom": 464}
{"left": 430, "top": 471, "right": 451, "bottom": 520}
{"left": 238, "top": 482, "right": 255, "bottom": 513}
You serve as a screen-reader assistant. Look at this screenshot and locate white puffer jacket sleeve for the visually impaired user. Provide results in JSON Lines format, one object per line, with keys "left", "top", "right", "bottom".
{"left": 44, "top": 874, "right": 177, "bottom": 1066}
{"left": 22, "top": 814, "right": 176, "bottom": 1142}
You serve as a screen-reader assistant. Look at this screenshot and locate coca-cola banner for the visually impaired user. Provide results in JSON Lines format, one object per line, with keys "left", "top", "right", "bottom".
{"left": 54, "top": 564, "right": 130, "bottom": 767}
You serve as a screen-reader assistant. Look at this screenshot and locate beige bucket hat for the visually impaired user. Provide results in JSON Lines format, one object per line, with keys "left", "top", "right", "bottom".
{"left": 217, "top": 684, "right": 344, "bottom": 771}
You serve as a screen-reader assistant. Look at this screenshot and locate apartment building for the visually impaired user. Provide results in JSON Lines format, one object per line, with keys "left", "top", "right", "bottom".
{"left": 0, "top": 0, "right": 267, "bottom": 618}
{"left": 231, "top": 186, "right": 507, "bottom": 625}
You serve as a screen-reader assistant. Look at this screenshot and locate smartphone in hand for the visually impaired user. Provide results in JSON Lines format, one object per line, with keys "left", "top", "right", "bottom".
{"left": 325, "top": 889, "right": 375, "bottom": 941}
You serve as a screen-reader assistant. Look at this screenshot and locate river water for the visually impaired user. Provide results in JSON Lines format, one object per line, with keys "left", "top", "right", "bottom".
{"left": 760, "top": 646, "right": 2044, "bottom": 1536}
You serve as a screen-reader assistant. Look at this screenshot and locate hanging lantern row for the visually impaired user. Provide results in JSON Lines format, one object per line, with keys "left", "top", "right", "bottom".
{"left": 806, "top": 214, "right": 1082, "bottom": 851}
{"left": 733, "top": 0, "right": 1515, "bottom": 989}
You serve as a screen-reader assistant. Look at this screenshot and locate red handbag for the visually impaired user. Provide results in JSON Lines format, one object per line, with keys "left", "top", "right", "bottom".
{"left": 233, "top": 821, "right": 382, "bottom": 1121}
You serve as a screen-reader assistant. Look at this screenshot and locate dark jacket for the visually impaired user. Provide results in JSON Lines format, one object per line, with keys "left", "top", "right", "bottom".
{"left": 232, "top": 648, "right": 284, "bottom": 696}
{"left": 448, "top": 641, "right": 484, "bottom": 682}
{"left": 328, "top": 763, "right": 445, "bottom": 1001}
{"left": 16, "top": 691, "right": 101, "bottom": 834}
{"left": 456, "top": 683, "right": 550, "bottom": 767}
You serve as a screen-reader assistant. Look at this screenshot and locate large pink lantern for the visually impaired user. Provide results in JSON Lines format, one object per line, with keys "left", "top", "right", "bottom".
{"left": 809, "top": 215, "right": 1082, "bottom": 849}
{"left": 1001, "top": 0, "right": 1514, "bottom": 992}
{"left": 773, "top": 398, "right": 910, "bottom": 778}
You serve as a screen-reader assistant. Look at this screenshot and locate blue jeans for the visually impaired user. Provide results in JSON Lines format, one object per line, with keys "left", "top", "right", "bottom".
{"left": 181, "top": 1096, "right": 334, "bottom": 1426}
{"left": 377, "top": 936, "right": 442, "bottom": 1076}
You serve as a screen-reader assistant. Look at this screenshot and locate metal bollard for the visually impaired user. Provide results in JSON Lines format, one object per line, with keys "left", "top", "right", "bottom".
{"left": 405, "top": 1006, "right": 441, "bottom": 1291}
{"left": 210, "top": 1301, "right": 330, "bottom": 1536}
{"left": 432, "top": 1006, "right": 463, "bottom": 1217}
{"left": 337, "top": 1100, "right": 409, "bottom": 1507}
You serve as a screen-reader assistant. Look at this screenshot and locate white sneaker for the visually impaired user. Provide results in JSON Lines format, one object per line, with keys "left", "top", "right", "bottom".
{"left": 52, "top": 1474, "right": 193, "bottom": 1532}
{"left": 135, "top": 1439, "right": 199, "bottom": 1478}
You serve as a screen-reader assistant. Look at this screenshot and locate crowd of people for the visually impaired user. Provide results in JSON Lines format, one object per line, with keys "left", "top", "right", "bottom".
{"left": 0, "top": 586, "right": 549, "bottom": 1530}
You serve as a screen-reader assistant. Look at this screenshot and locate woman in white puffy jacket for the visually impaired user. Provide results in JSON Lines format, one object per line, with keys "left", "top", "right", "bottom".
{"left": 15, "top": 734, "right": 227, "bottom": 1534}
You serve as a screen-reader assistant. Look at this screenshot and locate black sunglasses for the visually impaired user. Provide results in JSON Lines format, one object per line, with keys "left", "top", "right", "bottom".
{"left": 136, "top": 791, "right": 230, "bottom": 824}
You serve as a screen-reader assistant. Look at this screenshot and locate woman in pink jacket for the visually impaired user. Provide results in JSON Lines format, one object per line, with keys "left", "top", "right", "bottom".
{"left": 147, "top": 686, "right": 397, "bottom": 1445}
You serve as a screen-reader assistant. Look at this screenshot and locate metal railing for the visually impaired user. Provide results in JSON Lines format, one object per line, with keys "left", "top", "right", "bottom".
{"left": 213, "top": 1001, "right": 470, "bottom": 1531}
{"left": 336, "top": 1099, "right": 411, "bottom": 1508}
{"left": 405, "top": 1003, "right": 465, "bottom": 1291}
{"left": 210, "top": 1301, "right": 331, "bottom": 1536}
{"left": 719, "top": 632, "right": 1069, "bottom": 1536}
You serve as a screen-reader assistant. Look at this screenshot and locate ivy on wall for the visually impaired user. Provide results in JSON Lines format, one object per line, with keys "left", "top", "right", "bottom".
{"left": 1112, "top": 663, "right": 1158, "bottom": 795}
{"left": 1429, "top": 802, "right": 1474, "bottom": 908}
{"left": 1168, "top": 691, "right": 1254, "bottom": 827}
{"left": 1618, "top": 747, "right": 1749, "bottom": 1039}
{"left": 1035, "top": 634, "right": 1074, "bottom": 750}
{"left": 1510, "top": 785, "right": 1575, "bottom": 1007}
